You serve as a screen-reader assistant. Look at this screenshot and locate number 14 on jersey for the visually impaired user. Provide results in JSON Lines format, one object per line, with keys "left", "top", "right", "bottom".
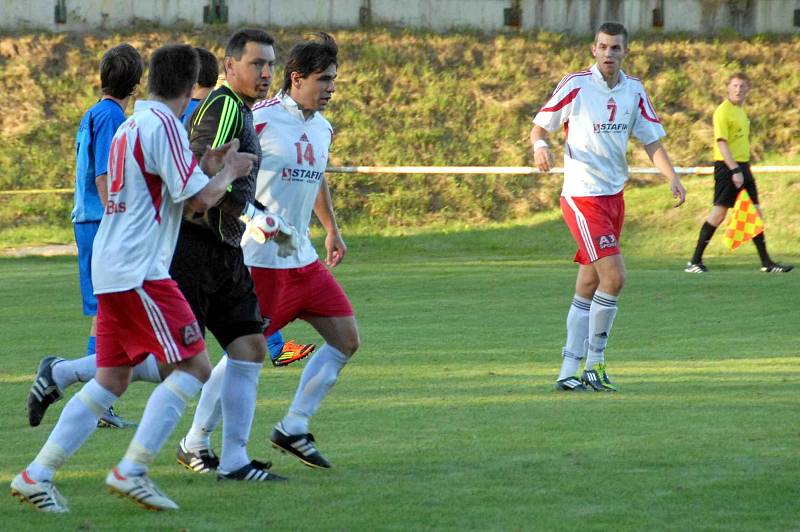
{"left": 294, "top": 142, "right": 316, "bottom": 166}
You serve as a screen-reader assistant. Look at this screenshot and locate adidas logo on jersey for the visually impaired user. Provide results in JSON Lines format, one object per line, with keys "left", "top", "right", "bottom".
{"left": 299, "top": 133, "right": 309, "bottom": 142}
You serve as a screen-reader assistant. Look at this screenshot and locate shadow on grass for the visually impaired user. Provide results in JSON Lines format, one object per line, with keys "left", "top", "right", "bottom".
{"left": 2, "top": 210, "right": 797, "bottom": 270}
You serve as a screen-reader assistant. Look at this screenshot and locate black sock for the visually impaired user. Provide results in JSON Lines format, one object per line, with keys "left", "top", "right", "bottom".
{"left": 752, "top": 233, "right": 772, "bottom": 267}
{"left": 691, "top": 222, "right": 717, "bottom": 264}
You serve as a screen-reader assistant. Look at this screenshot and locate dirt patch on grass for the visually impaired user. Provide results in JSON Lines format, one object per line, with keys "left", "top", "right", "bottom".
{"left": 1, "top": 244, "right": 76, "bottom": 257}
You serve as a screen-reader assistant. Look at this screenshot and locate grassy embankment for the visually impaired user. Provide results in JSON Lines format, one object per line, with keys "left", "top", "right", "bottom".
{"left": 0, "top": 28, "right": 798, "bottom": 256}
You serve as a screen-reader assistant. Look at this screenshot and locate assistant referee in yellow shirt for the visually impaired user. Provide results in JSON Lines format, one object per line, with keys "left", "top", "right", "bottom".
{"left": 685, "top": 72, "right": 793, "bottom": 273}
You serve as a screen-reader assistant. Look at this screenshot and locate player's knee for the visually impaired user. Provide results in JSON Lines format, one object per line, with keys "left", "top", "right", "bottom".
{"left": 347, "top": 335, "right": 360, "bottom": 357}
{"left": 179, "top": 354, "right": 212, "bottom": 383}
{"left": 338, "top": 330, "right": 360, "bottom": 357}
{"left": 707, "top": 207, "right": 727, "bottom": 226}
{"left": 157, "top": 363, "right": 174, "bottom": 382}
{"left": 607, "top": 271, "right": 625, "bottom": 293}
{"left": 577, "top": 278, "right": 599, "bottom": 296}
{"left": 102, "top": 379, "right": 129, "bottom": 397}
{"left": 597, "top": 270, "right": 625, "bottom": 295}
{"left": 194, "top": 364, "right": 212, "bottom": 383}
{"left": 96, "top": 369, "right": 130, "bottom": 396}
{"left": 226, "top": 334, "right": 268, "bottom": 363}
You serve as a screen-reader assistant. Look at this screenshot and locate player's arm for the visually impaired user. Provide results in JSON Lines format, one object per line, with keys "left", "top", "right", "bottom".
{"left": 186, "top": 139, "right": 256, "bottom": 212}
{"left": 644, "top": 140, "right": 686, "bottom": 207}
{"left": 531, "top": 77, "right": 575, "bottom": 173}
{"left": 712, "top": 106, "right": 743, "bottom": 188}
{"left": 313, "top": 176, "right": 346, "bottom": 267}
{"left": 95, "top": 174, "right": 108, "bottom": 205}
{"left": 93, "top": 111, "right": 124, "bottom": 208}
{"left": 530, "top": 124, "right": 554, "bottom": 172}
{"left": 716, "top": 139, "right": 743, "bottom": 189}
{"left": 188, "top": 94, "right": 249, "bottom": 216}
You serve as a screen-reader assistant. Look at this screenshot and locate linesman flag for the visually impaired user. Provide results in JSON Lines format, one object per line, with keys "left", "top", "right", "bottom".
{"left": 723, "top": 189, "right": 764, "bottom": 250}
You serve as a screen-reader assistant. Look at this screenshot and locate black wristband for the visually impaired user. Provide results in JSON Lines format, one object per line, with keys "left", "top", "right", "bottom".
{"left": 730, "top": 166, "right": 742, "bottom": 175}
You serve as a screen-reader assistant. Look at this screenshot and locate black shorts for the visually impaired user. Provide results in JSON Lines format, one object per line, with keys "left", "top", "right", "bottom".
{"left": 170, "top": 222, "right": 265, "bottom": 349}
{"left": 713, "top": 161, "right": 759, "bottom": 207}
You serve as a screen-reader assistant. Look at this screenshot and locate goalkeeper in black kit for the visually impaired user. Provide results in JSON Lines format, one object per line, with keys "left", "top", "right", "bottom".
{"left": 171, "top": 28, "right": 296, "bottom": 481}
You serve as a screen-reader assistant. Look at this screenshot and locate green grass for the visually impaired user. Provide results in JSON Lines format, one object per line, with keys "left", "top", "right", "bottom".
{"left": 1, "top": 220, "right": 798, "bottom": 530}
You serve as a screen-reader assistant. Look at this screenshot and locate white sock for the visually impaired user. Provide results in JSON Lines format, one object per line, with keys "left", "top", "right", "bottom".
{"left": 185, "top": 355, "right": 227, "bottom": 452}
{"left": 117, "top": 370, "right": 202, "bottom": 477}
{"left": 281, "top": 344, "right": 349, "bottom": 436}
{"left": 585, "top": 291, "right": 619, "bottom": 370}
{"left": 219, "top": 358, "right": 262, "bottom": 472}
{"left": 130, "top": 355, "right": 160, "bottom": 383}
{"left": 27, "top": 379, "right": 117, "bottom": 482}
{"left": 558, "top": 295, "right": 591, "bottom": 380}
{"left": 51, "top": 355, "right": 97, "bottom": 391}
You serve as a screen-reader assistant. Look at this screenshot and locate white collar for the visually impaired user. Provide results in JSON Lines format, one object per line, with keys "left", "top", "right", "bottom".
{"left": 590, "top": 63, "right": 627, "bottom": 91}
{"left": 277, "top": 91, "right": 316, "bottom": 121}
{"left": 134, "top": 99, "right": 176, "bottom": 117}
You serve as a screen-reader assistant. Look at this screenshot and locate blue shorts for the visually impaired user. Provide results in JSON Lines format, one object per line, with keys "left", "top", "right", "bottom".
{"left": 74, "top": 221, "right": 100, "bottom": 316}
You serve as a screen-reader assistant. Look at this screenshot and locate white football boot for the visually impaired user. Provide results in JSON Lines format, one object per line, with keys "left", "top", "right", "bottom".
{"left": 105, "top": 468, "right": 179, "bottom": 511}
{"left": 10, "top": 471, "right": 69, "bottom": 513}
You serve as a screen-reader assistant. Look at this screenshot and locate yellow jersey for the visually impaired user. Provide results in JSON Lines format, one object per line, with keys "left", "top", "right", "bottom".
{"left": 712, "top": 99, "right": 750, "bottom": 162}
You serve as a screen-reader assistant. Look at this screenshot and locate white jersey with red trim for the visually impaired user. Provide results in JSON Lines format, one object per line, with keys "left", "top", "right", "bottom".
{"left": 533, "top": 64, "right": 665, "bottom": 196}
{"left": 92, "top": 100, "right": 209, "bottom": 294}
{"left": 243, "top": 92, "right": 333, "bottom": 269}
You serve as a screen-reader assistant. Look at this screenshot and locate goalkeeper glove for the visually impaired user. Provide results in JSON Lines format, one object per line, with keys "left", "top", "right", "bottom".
{"left": 273, "top": 226, "right": 300, "bottom": 258}
{"left": 240, "top": 203, "right": 299, "bottom": 256}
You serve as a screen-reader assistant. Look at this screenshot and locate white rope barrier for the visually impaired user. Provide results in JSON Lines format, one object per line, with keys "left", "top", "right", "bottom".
{"left": 2, "top": 165, "right": 799, "bottom": 195}
{"left": 326, "top": 165, "right": 800, "bottom": 175}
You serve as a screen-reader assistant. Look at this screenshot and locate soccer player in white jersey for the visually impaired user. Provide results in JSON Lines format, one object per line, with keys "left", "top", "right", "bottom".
{"left": 177, "top": 32, "right": 357, "bottom": 469}
{"left": 531, "top": 22, "right": 686, "bottom": 392}
{"left": 255, "top": 32, "right": 358, "bottom": 468}
{"left": 10, "top": 44, "right": 256, "bottom": 513}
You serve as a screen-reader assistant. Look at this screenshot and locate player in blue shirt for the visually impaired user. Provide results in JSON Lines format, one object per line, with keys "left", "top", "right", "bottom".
{"left": 181, "top": 47, "right": 219, "bottom": 128}
{"left": 27, "top": 44, "right": 146, "bottom": 429}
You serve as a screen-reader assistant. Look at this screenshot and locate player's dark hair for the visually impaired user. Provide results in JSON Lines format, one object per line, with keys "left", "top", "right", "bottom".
{"left": 100, "top": 43, "right": 144, "bottom": 99}
{"left": 281, "top": 32, "right": 338, "bottom": 92}
{"left": 596, "top": 21, "right": 628, "bottom": 47}
{"left": 195, "top": 47, "right": 219, "bottom": 88}
{"left": 225, "top": 29, "right": 275, "bottom": 60}
{"left": 147, "top": 45, "right": 199, "bottom": 99}
{"left": 729, "top": 72, "right": 750, "bottom": 84}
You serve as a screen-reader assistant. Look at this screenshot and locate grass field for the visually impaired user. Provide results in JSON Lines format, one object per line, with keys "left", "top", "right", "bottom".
{"left": 0, "top": 209, "right": 798, "bottom": 531}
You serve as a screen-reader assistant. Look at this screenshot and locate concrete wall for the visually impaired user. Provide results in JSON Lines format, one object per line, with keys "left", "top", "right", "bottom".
{"left": 1, "top": 0, "right": 798, "bottom": 35}
{"left": 370, "top": 1, "right": 509, "bottom": 32}
{"left": 519, "top": 0, "right": 800, "bottom": 35}
{"left": 228, "top": 0, "right": 363, "bottom": 28}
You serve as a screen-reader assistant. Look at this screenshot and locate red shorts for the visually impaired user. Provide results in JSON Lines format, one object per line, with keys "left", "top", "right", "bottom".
{"left": 96, "top": 279, "right": 206, "bottom": 368}
{"left": 560, "top": 192, "right": 625, "bottom": 265}
{"left": 250, "top": 260, "right": 354, "bottom": 336}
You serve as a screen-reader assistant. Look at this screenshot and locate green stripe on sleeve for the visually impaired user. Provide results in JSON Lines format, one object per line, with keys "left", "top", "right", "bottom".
{"left": 212, "top": 97, "right": 238, "bottom": 148}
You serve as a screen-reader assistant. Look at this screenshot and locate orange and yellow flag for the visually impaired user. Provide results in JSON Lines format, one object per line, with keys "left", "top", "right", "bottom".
{"left": 723, "top": 189, "right": 764, "bottom": 250}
